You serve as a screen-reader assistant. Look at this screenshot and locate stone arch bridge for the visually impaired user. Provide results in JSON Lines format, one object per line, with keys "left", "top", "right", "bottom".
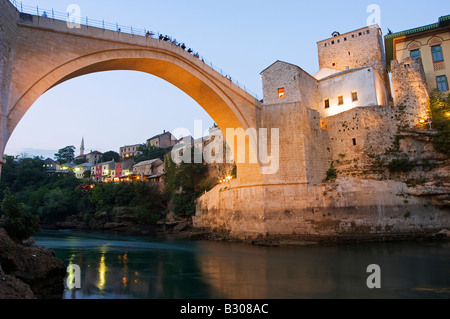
{"left": 0, "top": 0, "right": 265, "bottom": 182}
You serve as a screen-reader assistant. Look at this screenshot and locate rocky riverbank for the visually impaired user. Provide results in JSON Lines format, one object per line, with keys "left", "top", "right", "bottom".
{"left": 185, "top": 227, "right": 450, "bottom": 247}
{"left": 52, "top": 209, "right": 191, "bottom": 235}
{"left": 0, "top": 227, "right": 66, "bottom": 299}
{"left": 49, "top": 207, "right": 450, "bottom": 248}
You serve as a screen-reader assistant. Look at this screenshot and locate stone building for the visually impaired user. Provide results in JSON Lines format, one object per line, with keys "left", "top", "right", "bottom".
{"left": 385, "top": 15, "right": 450, "bottom": 94}
{"left": 315, "top": 65, "right": 388, "bottom": 117}
{"left": 147, "top": 131, "right": 178, "bottom": 148}
{"left": 43, "top": 158, "right": 60, "bottom": 175}
{"left": 115, "top": 159, "right": 135, "bottom": 179}
{"left": 91, "top": 160, "right": 115, "bottom": 182}
{"left": 132, "top": 158, "right": 164, "bottom": 180}
{"left": 256, "top": 23, "right": 436, "bottom": 191}
{"left": 195, "top": 24, "right": 450, "bottom": 237}
{"left": 76, "top": 150, "right": 103, "bottom": 165}
{"left": 261, "top": 26, "right": 389, "bottom": 122}
{"left": 119, "top": 144, "right": 142, "bottom": 158}
{"left": 317, "top": 25, "right": 391, "bottom": 99}
{"left": 72, "top": 162, "right": 93, "bottom": 179}
{"left": 391, "top": 57, "right": 430, "bottom": 127}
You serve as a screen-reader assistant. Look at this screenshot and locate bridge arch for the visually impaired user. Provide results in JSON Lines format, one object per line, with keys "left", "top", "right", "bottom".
{"left": 4, "top": 22, "right": 262, "bottom": 183}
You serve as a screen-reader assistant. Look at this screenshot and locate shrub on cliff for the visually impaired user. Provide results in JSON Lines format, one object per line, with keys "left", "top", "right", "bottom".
{"left": 388, "top": 158, "right": 415, "bottom": 173}
{"left": 0, "top": 188, "right": 40, "bottom": 242}
{"left": 173, "top": 192, "right": 198, "bottom": 217}
{"left": 429, "top": 91, "right": 450, "bottom": 156}
{"left": 325, "top": 165, "right": 337, "bottom": 182}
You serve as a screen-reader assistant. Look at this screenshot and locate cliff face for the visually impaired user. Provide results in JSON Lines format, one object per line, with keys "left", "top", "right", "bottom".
{"left": 0, "top": 228, "right": 66, "bottom": 299}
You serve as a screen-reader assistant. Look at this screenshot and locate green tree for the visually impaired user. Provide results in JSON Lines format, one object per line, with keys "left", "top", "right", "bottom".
{"left": 164, "top": 146, "right": 208, "bottom": 216}
{"left": 429, "top": 91, "right": 450, "bottom": 156}
{"left": 83, "top": 170, "right": 91, "bottom": 179}
{"left": 1, "top": 188, "right": 40, "bottom": 242}
{"left": 164, "top": 156, "right": 178, "bottom": 197}
{"left": 55, "top": 146, "right": 76, "bottom": 164}
{"left": 100, "top": 151, "right": 120, "bottom": 163}
{"left": 11, "top": 157, "right": 46, "bottom": 193}
{"left": 0, "top": 155, "right": 16, "bottom": 191}
{"left": 173, "top": 192, "right": 197, "bottom": 217}
{"left": 74, "top": 157, "right": 87, "bottom": 165}
{"left": 164, "top": 148, "right": 208, "bottom": 195}
{"left": 38, "top": 188, "right": 74, "bottom": 223}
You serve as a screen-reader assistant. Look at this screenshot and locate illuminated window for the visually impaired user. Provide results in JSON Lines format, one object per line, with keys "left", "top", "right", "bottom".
{"left": 351, "top": 91, "right": 358, "bottom": 102}
{"left": 432, "top": 45, "right": 444, "bottom": 62}
{"left": 278, "top": 88, "right": 285, "bottom": 98}
{"left": 324, "top": 98, "right": 330, "bottom": 109}
{"left": 338, "top": 95, "right": 344, "bottom": 106}
{"left": 410, "top": 49, "right": 421, "bottom": 60}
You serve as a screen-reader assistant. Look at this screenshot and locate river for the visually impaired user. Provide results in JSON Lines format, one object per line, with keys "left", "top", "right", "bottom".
{"left": 34, "top": 230, "right": 450, "bottom": 299}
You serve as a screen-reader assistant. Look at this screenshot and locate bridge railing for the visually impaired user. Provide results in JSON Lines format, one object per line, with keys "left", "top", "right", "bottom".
{"left": 8, "top": 0, "right": 259, "bottom": 100}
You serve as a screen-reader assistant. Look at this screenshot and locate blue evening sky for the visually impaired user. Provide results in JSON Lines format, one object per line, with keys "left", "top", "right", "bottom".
{"left": 4, "top": 0, "right": 448, "bottom": 159}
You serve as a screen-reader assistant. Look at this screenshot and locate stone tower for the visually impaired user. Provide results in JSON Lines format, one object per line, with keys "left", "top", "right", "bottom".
{"left": 391, "top": 57, "right": 430, "bottom": 128}
{"left": 80, "top": 136, "right": 85, "bottom": 156}
{"left": 317, "top": 25, "right": 391, "bottom": 100}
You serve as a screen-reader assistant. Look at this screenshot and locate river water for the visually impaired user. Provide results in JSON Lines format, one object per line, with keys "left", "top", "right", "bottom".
{"left": 34, "top": 230, "right": 450, "bottom": 299}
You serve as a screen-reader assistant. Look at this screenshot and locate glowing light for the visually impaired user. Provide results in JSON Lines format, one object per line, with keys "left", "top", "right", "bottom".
{"left": 119, "top": 253, "right": 129, "bottom": 288}
{"left": 419, "top": 118, "right": 426, "bottom": 124}
{"left": 219, "top": 175, "right": 233, "bottom": 184}
{"left": 97, "top": 254, "right": 107, "bottom": 290}
{"left": 278, "top": 88, "right": 285, "bottom": 98}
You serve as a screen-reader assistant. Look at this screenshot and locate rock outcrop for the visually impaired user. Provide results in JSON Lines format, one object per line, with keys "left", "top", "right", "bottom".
{"left": 0, "top": 228, "right": 66, "bottom": 299}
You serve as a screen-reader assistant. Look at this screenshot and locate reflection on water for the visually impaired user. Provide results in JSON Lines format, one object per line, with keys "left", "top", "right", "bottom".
{"left": 97, "top": 253, "right": 106, "bottom": 290}
{"left": 34, "top": 231, "right": 450, "bottom": 299}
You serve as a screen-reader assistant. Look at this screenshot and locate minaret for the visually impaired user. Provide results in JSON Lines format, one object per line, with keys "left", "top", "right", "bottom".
{"left": 80, "top": 136, "right": 85, "bottom": 156}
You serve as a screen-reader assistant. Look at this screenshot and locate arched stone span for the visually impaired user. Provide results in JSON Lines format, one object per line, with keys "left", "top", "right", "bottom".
{"left": 1, "top": 4, "right": 262, "bottom": 183}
